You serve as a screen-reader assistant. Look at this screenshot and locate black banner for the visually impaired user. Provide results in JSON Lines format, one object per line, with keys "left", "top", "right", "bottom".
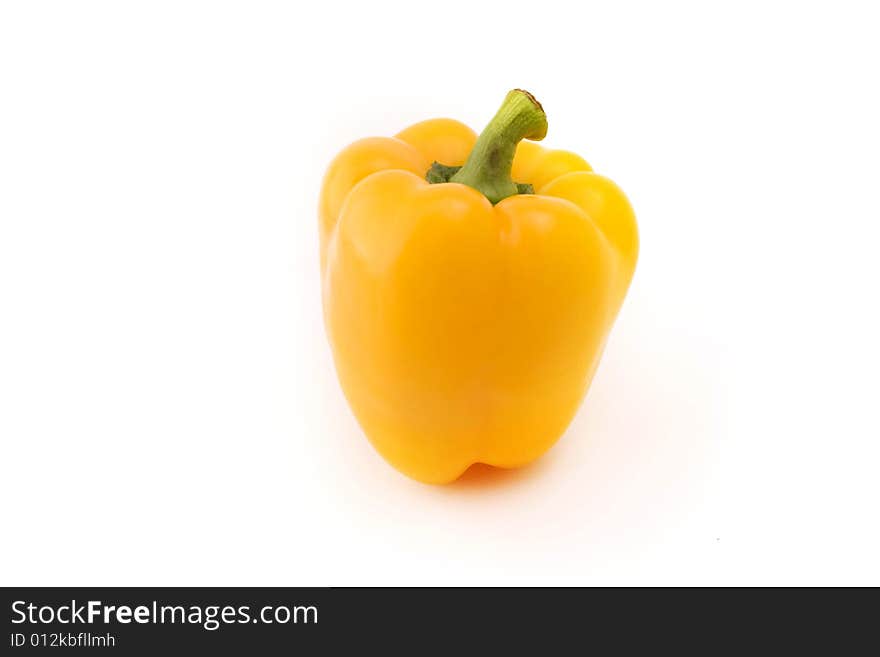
{"left": 1, "top": 587, "right": 874, "bottom": 652}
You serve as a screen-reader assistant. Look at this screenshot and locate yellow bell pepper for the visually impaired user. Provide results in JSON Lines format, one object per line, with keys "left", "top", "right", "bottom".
{"left": 319, "top": 90, "right": 638, "bottom": 484}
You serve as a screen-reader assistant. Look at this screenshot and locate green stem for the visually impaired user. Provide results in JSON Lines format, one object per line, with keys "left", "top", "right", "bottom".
{"left": 450, "top": 89, "right": 548, "bottom": 204}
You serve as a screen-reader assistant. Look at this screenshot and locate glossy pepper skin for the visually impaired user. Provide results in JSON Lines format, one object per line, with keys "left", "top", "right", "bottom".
{"left": 319, "top": 91, "right": 638, "bottom": 484}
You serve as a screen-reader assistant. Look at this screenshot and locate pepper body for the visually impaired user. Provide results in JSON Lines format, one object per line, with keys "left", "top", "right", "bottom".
{"left": 319, "top": 97, "right": 638, "bottom": 484}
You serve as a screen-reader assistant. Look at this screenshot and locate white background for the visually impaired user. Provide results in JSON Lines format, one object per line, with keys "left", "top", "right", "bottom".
{"left": 1, "top": 1, "right": 878, "bottom": 586}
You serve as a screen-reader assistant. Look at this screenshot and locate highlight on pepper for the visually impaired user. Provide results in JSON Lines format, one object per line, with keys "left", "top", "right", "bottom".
{"left": 319, "top": 90, "right": 638, "bottom": 484}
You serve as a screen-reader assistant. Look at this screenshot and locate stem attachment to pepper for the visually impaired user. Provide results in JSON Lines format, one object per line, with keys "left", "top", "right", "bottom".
{"left": 450, "top": 89, "right": 548, "bottom": 204}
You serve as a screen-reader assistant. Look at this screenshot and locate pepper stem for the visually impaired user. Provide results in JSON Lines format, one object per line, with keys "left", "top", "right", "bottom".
{"left": 450, "top": 89, "right": 548, "bottom": 204}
